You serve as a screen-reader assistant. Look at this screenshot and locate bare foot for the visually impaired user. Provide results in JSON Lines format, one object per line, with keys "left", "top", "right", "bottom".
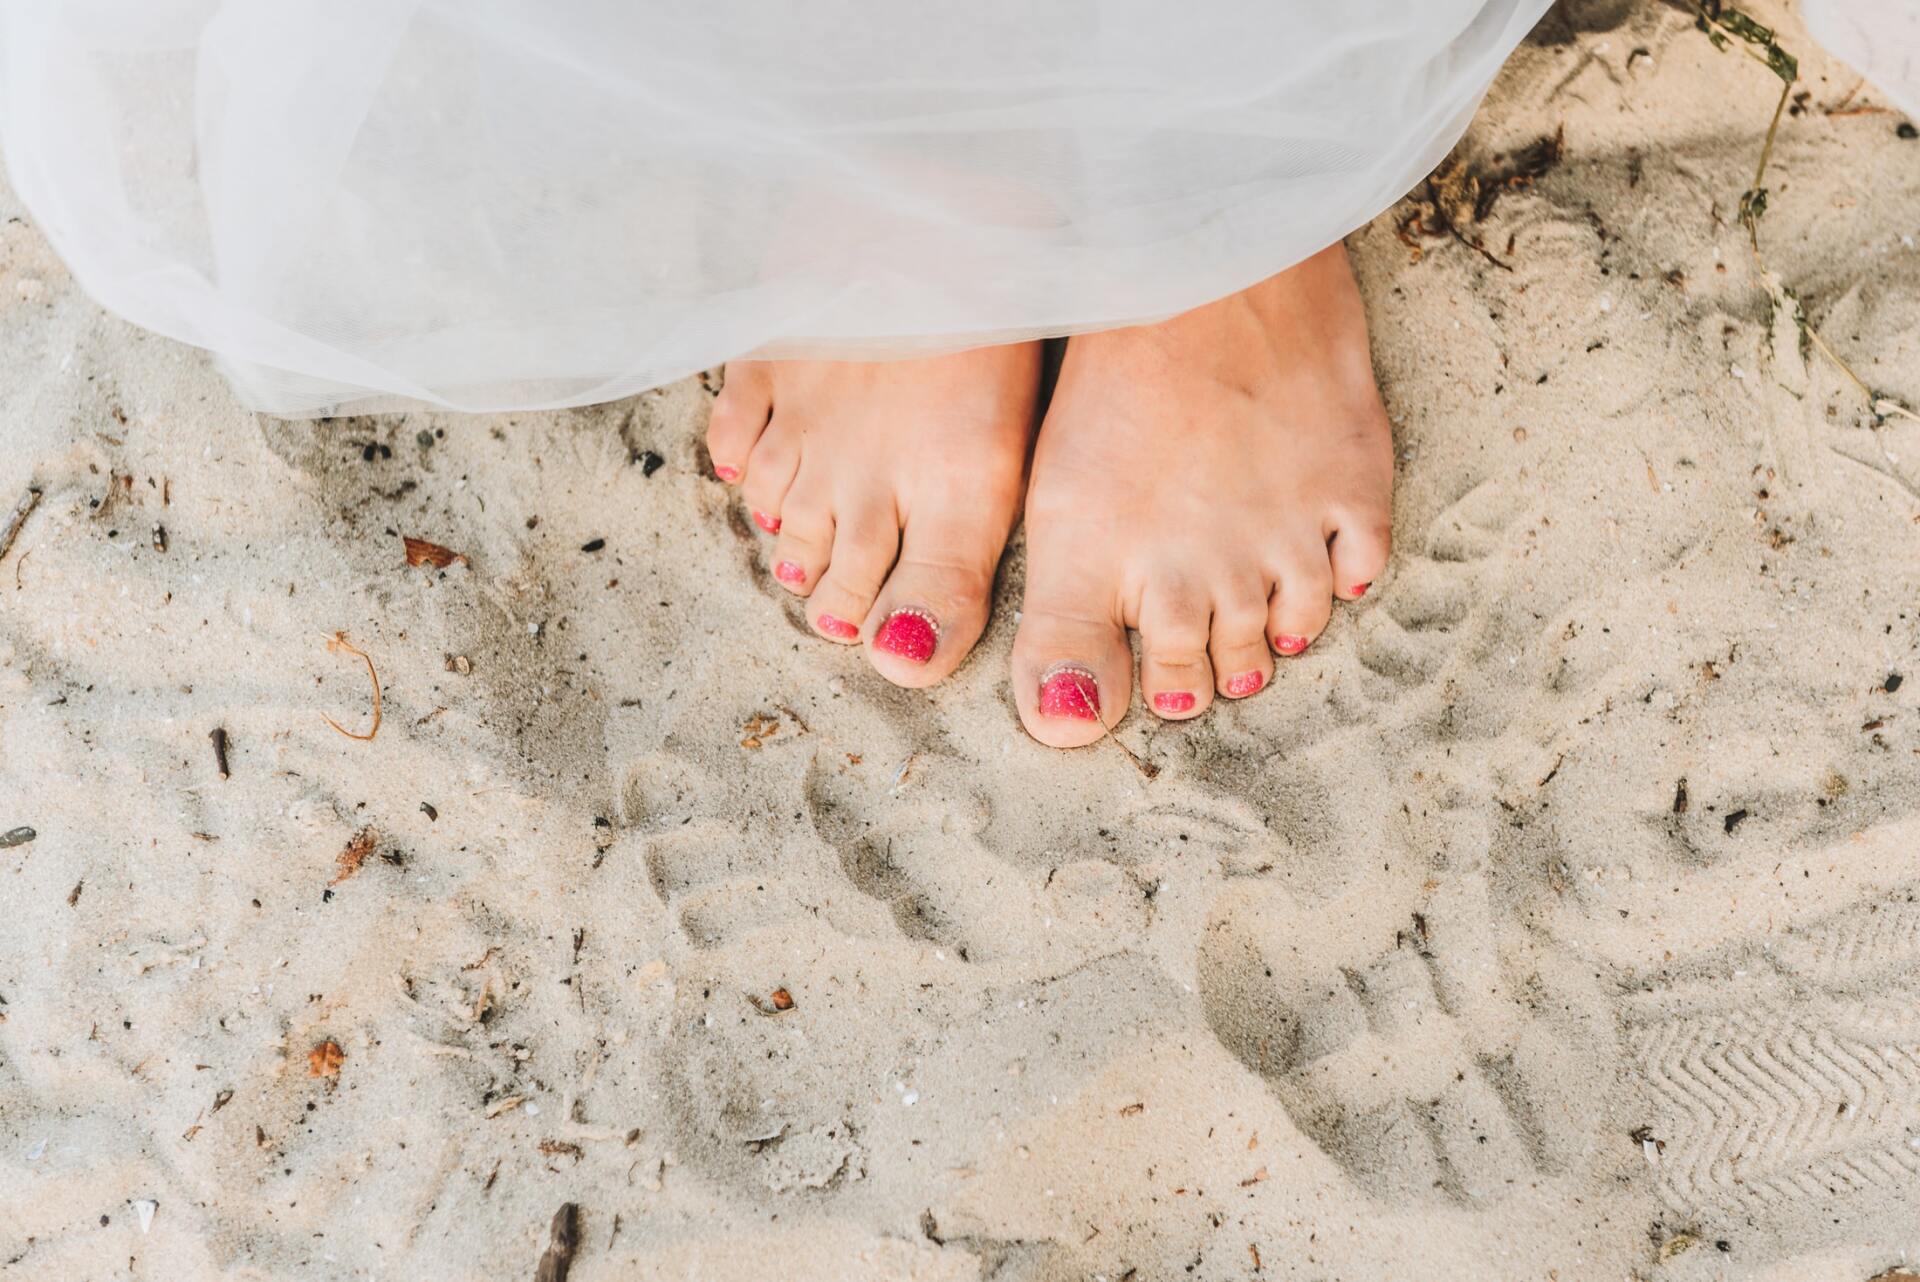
{"left": 707, "top": 346, "right": 1041, "bottom": 686}
{"left": 1012, "top": 244, "right": 1394, "bottom": 745}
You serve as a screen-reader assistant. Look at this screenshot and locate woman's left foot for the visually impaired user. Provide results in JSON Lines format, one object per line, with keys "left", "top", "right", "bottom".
{"left": 1012, "top": 244, "right": 1395, "bottom": 746}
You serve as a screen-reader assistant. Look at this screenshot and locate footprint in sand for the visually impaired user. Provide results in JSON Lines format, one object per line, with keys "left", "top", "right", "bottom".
{"left": 1197, "top": 880, "right": 1610, "bottom": 1206}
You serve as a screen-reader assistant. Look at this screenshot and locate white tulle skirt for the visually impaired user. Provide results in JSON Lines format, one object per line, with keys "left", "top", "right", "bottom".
{"left": 0, "top": 0, "right": 1909, "bottom": 415}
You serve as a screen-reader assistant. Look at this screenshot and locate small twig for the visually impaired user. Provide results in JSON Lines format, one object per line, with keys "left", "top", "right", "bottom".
{"left": 0, "top": 488, "right": 42, "bottom": 562}
{"left": 1054, "top": 670, "right": 1159, "bottom": 780}
{"left": 210, "top": 727, "right": 231, "bottom": 779}
{"left": 321, "top": 632, "right": 382, "bottom": 741}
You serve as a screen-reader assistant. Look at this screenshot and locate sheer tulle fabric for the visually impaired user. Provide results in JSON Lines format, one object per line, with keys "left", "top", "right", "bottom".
{"left": 0, "top": 1, "right": 1900, "bottom": 415}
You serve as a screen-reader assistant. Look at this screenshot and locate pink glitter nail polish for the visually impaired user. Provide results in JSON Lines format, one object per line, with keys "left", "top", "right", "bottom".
{"left": 1038, "top": 664, "right": 1100, "bottom": 720}
{"left": 753, "top": 510, "right": 781, "bottom": 534}
{"left": 714, "top": 464, "right": 740, "bottom": 482}
{"left": 1273, "top": 634, "right": 1310, "bottom": 655}
{"left": 775, "top": 560, "right": 806, "bottom": 585}
{"left": 1225, "top": 670, "right": 1266, "bottom": 697}
{"left": 874, "top": 608, "right": 938, "bottom": 663}
{"left": 1153, "top": 691, "right": 1196, "bottom": 715}
{"left": 816, "top": 614, "right": 860, "bottom": 640}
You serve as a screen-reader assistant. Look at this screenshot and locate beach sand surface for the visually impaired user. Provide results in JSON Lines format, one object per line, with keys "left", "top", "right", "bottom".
{"left": 4, "top": 4, "right": 1920, "bottom": 1279}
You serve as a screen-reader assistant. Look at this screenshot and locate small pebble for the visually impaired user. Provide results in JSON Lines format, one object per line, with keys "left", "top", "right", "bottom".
{"left": 0, "top": 826, "right": 34, "bottom": 849}
{"left": 639, "top": 450, "right": 665, "bottom": 476}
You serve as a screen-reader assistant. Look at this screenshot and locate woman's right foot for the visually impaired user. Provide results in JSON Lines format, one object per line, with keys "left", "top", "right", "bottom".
{"left": 707, "top": 346, "right": 1041, "bottom": 687}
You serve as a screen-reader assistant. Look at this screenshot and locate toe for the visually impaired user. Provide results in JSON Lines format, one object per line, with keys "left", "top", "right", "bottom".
{"left": 739, "top": 418, "right": 801, "bottom": 534}
{"left": 806, "top": 501, "right": 899, "bottom": 643}
{"left": 866, "top": 511, "right": 1005, "bottom": 688}
{"left": 707, "top": 361, "right": 772, "bottom": 483}
{"left": 1268, "top": 541, "right": 1334, "bottom": 657}
{"left": 1209, "top": 580, "right": 1274, "bottom": 699}
{"left": 1012, "top": 561, "right": 1130, "bottom": 746}
{"left": 768, "top": 481, "right": 833, "bottom": 597}
{"left": 1012, "top": 615, "right": 1130, "bottom": 747}
{"left": 1137, "top": 583, "right": 1215, "bottom": 720}
{"left": 1328, "top": 508, "right": 1391, "bottom": 602}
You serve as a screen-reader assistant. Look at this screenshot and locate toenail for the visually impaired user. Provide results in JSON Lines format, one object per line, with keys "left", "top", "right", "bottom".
{"left": 874, "top": 608, "right": 939, "bottom": 663}
{"left": 816, "top": 613, "right": 860, "bottom": 640}
{"left": 1273, "top": 633, "right": 1310, "bottom": 655}
{"left": 1038, "top": 663, "right": 1101, "bottom": 720}
{"left": 1225, "top": 670, "right": 1266, "bottom": 697}
{"left": 714, "top": 464, "right": 740, "bottom": 482}
{"left": 753, "top": 510, "right": 781, "bottom": 534}
{"left": 1350, "top": 582, "right": 1370, "bottom": 598}
{"left": 1153, "top": 691, "right": 1196, "bottom": 715}
{"left": 774, "top": 560, "right": 806, "bottom": 585}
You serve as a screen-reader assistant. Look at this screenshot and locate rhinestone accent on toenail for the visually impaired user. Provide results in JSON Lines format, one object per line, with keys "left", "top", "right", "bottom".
{"left": 1273, "top": 634, "right": 1310, "bottom": 655}
{"left": 1038, "top": 662, "right": 1100, "bottom": 720}
{"left": 775, "top": 560, "right": 806, "bottom": 585}
{"left": 1153, "top": 691, "right": 1196, "bottom": 715}
{"left": 816, "top": 613, "right": 860, "bottom": 640}
{"left": 1225, "top": 670, "right": 1266, "bottom": 697}
{"left": 874, "top": 608, "right": 939, "bottom": 663}
{"left": 753, "top": 510, "right": 781, "bottom": 534}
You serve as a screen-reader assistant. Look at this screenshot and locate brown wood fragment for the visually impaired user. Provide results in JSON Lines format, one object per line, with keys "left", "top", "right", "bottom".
{"left": 210, "top": 727, "right": 231, "bottom": 779}
{"left": 402, "top": 535, "right": 467, "bottom": 568}
{"left": 534, "top": 1203, "right": 581, "bottom": 1282}
{"left": 770, "top": 987, "right": 794, "bottom": 1011}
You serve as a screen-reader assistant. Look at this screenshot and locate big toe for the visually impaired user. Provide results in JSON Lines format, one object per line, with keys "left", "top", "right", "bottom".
{"left": 865, "top": 509, "right": 1007, "bottom": 688}
{"left": 1011, "top": 578, "right": 1131, "bottom": 747}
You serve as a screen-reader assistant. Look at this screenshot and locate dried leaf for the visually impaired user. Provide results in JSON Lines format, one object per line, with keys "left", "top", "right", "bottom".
{"left": 535, "top": 1203, "right": 581, "bottom": 1282}
{"left": 402, "top": 535, "right": 467, "bottom": 569}
{"left": 307, "top": 1040, "right": 345, "bottom": 1077}
{"left": 332, "top": 826, "right": 378, "bottom": 885}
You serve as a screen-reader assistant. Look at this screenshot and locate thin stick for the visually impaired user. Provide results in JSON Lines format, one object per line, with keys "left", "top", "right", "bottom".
{"left": 0, "top": 488, "right": 42, "bottom": 562}
{"left": 1055, "top": 670, "right": 1159, "bottom": 780}
{"left": 321, "top": 632, "right": 382, "bottom": 741}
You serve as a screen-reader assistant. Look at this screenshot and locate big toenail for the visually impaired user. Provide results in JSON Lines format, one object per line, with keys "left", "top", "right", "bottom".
{"left": 1350, "top": 582, "right": 1370, "bottom": 598}
{"left": 714, "top": 464, "right": 740, "bottom": 482}
{"left": 874, "top": 608, "right": 939, "bottom": 663}
{"left": 1225, "top": 670, "right": 1266, "bottom": 697}
{"left": 1274, "top": 634, "right": 1310, "bottom": 655}
{"left": 775, "top": 560, "right": 806, "bottom": 585}
{"left": 816, "top": 613, "right": 860, "bottom": 640}
{"left": 1153, "top": 691, "right": 1196, "bottom": 715}
{"left": 1039, "top": 663, "right": 1101, "bottom": 720}
{"left": 753, "top": 510, "right": 781, "bottom": 533}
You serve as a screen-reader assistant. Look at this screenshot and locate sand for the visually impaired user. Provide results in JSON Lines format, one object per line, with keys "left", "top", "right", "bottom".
{"left": 3, "top": 4, "right": 1920, "bottom": 1279}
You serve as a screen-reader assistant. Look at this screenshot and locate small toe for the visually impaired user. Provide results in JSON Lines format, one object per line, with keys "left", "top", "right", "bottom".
{"left": 866, "top": 511, "right": 1004, "bottom": 688}
{"left": 768, "top": 487, "right": 833, "bottom": 597}
{"left": 1328, "top": 509, "right": 1391, "bottom": 601}
{"left": 806, "top": 501, "right": 899, "bottom": 643}
{"left": 739, "top": 418, "right": 801, "bottom": 533}
{"left": 1268, "top": 543, "right": 1334, "bottom": 656}
{"left": 1137, "top": 584, "right": 1215, "bottom": 720}
{"left": 1209, "top": 583, "right": 1274, "bottom": 699}
{"left": 707, "top": 362, "right": 772, "bottom": 482}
